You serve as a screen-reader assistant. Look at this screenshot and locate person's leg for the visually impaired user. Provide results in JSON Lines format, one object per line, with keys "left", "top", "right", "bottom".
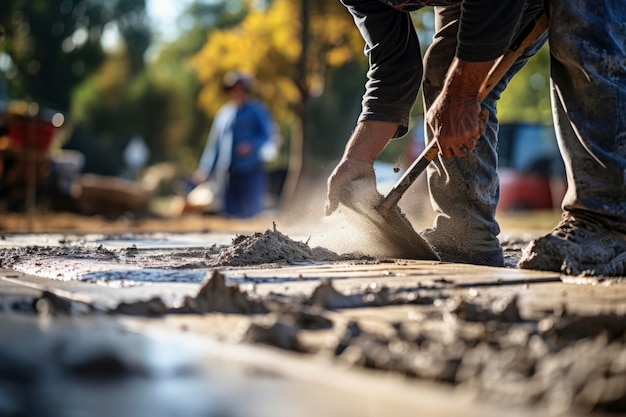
{"left": 222, "top": 173, "right": 239, "bottom": 217}
{"left": 519, "top": 0, "right": 626, "bottom": 275}
{"left": 224, "top": 168, "right": 267, "bottom": 218}
{"left": 421, "top": 2, "right": 547, "bottom": 266}
{"left": 245, "top": 167, "right": 268, "bottom": 217}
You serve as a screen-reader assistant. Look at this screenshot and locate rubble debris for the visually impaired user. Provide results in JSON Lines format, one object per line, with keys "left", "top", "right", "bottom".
{"left": 388, "top": 289, "right": 436, "bottom": 305}
{"left": 339, "top": 331, "right": 461, "bottom": 382}
{"left": 34, "top": 291, "right": 94, "bottom": 316}
{"left": 183, "top": 270, "right": 267, "bottom": 314}
{"left": 113, "top": 297, "right": 169, "bottom": 316}
{"left": 446, "top": 295, "right": 522, "bottom": 322}
{"left": 0, "top": 246, "right": 118, "bottom": 269}
{"left": 327, "top": 306, "right": 626, "bottom": 413}
{"left": 334, "top": 321, "right": 363, "bottom": 356}
{"left": 539, "top": 313, "right": 626, "bottom": 342}
{"left": 268, "top": 304, "right": 333, "bottom": 330}
{"left": 0, "top": 295, "right": 36, "bottom": 314}
{"left": 305, "top": 280, "right": 436, "bottom": 310}
{"left": 35, "top": 291, "right": 75, "bottom": 315}
{"left": 63, "top": 349, "right": 152, "bottom": 380}
{"left": 242, "top": 318, "right": 305, "bottom": 352}
{"left": 306, "top": 280, "right": 363, "bottom": 309}
{"left": 4, "top": 230, "right": 626, "bottom": 414}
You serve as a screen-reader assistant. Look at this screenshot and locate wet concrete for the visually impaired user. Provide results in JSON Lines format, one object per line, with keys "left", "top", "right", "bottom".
{"left": 1, "top": 228, "right": 626, "bottom": 416}
{"left": 0, "top": 315, "right": 387, "bottom": 417}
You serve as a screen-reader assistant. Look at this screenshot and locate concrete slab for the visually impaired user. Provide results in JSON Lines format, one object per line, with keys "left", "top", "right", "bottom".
{"left": 0, "top": 232, "right": 238, "bottom": 249}
{"left": 3, "top": 255, "right": 564, "bottom": 311}
{"left": 1, "top": 314, "right": 574, "bottom": 417}
{"left": 0, "top": 272, "right": 43, "bottom": 313}
{"left": 2, "top": 232, "right": 626, "bottom": 417}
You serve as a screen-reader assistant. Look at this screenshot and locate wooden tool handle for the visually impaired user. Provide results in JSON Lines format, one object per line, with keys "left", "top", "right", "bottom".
{"left": 378, "top": 13, "right": 549, "bottom": 214}
{"left": 479, "top": 14, "right": 549, "bottom": 102}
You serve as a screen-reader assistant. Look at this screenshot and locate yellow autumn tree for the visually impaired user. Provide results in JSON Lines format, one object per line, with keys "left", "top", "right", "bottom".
{"left": 190, "top": 0, "right": 366, "bottom": 204}
{"left": 189, "top": 0, "right": 364, "bottom": 128}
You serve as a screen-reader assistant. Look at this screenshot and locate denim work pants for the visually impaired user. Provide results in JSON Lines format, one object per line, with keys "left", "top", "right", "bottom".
{"left": 344, "top": 0, "right": 626, "bottom": 257}
{"left": 421, "top": 2, "right": 547, "bottom": 257}
{"left": 422, "top": 1, "right": 626, "bottom": 257}
{"left": 549, "top": 1, "right": 626, "bottom": 231}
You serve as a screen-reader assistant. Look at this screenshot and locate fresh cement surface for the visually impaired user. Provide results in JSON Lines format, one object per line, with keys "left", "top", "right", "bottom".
{"left": 1, "top": 225, "right": 626, "bottom": 416}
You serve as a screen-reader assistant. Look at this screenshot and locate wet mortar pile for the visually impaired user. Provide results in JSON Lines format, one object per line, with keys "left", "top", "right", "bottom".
{"left": 1, "top": 227, "right": 626, "bottom": 415}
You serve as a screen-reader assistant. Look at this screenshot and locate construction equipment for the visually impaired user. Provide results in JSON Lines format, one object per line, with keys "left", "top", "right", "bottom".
{"left": 341, "top": 13, "right": 549, "bottom": 260}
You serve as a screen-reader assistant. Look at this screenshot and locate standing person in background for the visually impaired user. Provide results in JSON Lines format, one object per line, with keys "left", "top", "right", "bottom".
{"left": 193, "top": 71, "right": 275, "bottom": 218}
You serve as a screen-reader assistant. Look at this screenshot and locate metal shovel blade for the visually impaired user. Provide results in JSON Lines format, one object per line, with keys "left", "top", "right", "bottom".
{"left": 339, "top": 181, "right": 439, "bottom": 260}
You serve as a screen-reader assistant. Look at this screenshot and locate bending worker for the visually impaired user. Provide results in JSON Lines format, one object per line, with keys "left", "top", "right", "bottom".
{"left": 326, "top": 1, "right": 626, "bottom": 275}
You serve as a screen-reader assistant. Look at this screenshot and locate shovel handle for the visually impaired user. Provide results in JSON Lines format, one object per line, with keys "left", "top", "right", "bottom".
{"left": 378, "top": 13, "right": 549, "bottom": 215}
{"left": 378, "top": 140, "right": 439, "bottom": 213}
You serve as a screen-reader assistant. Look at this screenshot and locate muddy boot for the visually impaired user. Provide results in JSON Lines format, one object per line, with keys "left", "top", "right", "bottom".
{"left": 518, "top": 211, "right": 626, "bottom": 276}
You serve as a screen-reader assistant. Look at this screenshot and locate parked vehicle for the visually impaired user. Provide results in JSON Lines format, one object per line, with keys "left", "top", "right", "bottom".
{"left": 496, "top": 123, "right": 566, "bottom": 211}
{"left": 0, "top": 102, "right": 63, "bottom": 211}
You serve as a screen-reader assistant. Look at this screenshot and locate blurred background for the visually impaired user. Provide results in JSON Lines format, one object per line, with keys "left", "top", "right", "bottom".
{"left": 0, "top": 0, "right": 563, "bottom": 230}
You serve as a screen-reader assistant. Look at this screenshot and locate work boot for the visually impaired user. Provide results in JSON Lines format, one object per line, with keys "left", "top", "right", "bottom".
{"left": 421, "top": 228, "right": 504, "bottom": 267}
{"left": 518, "top": 211, "right": 626, "bottom": 276}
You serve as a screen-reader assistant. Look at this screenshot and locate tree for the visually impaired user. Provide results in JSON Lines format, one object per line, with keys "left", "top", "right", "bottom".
{"left": 190, "top": 0, "right": 366, "bottom": 203}
{"left": 67, "top": 0, "right": 252, "bottom": 176}
{"left": 144, "top": 0, "right": 248, "bottom": 171}
{"left": 191, "top": 0, "right": 363, "bottom": 122}
{"left": 0, "top": 0, "right": 150, "bottom": 112}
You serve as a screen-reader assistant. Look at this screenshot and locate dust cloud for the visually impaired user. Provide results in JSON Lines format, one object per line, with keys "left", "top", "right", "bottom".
{"left": 279, "top": 195, "right": 400, "bottom": 258}
{"left": 307, "top": 208, "right": 402, "bottom": 258}
{"left": 279, "top": 178, "right": 436, "bottom": 259}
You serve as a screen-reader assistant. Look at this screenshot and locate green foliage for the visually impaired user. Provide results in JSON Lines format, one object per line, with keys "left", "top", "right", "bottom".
{"left": 1, "top": 0, "right": 554, "bottom": 180}
{"left": 144, "top": 1, "right": 248, "bottom": 171}
{"left": 70, "top": 48, "right": 182, "bottom": 167}
{"left": 308, "top": 60, "right": 366, "bottom": 162}
{"left": 0, "top": 0, "right": 150, "bottom": 111}
{"left": 190, "top": 0, "right": 364, "bottom": 126}
{"left": 498, "top": 45, "right": 552, "bottom": 124}
{"left": 65, "top": 0, "right": 258, "bottom": 176}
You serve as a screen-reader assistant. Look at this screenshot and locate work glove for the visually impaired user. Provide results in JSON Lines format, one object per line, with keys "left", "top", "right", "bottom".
{"left": 325, "top": 158, "right": 378, "bottom": 216}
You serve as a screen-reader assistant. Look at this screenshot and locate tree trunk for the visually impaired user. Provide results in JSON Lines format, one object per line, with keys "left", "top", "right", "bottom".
{"left": 280, "top": 0, "right": 310, "bottom": 210}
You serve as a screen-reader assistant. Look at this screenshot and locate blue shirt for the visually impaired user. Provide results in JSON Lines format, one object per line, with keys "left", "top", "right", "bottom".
{"left": 230, "top": 100, "right": 274, "bottom": 173}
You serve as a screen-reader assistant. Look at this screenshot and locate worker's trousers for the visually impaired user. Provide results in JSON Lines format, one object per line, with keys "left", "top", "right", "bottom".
{"left": 422, "top": 0, "right": 626, "bottom": 260}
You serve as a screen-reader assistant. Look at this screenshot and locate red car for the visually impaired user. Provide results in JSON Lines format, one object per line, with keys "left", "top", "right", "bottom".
{"left": 496, "top": 123, "right": 566, "bottom": 211}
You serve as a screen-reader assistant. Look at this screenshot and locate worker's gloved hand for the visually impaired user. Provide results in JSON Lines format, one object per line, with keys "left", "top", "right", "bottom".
{"left": 325, "top": 158, "right": 377, "bottom": 216}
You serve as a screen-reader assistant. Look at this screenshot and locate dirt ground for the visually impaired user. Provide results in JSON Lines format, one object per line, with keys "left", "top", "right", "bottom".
{"left": 2, "top": 210, "right": 626, "bottom": 417}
